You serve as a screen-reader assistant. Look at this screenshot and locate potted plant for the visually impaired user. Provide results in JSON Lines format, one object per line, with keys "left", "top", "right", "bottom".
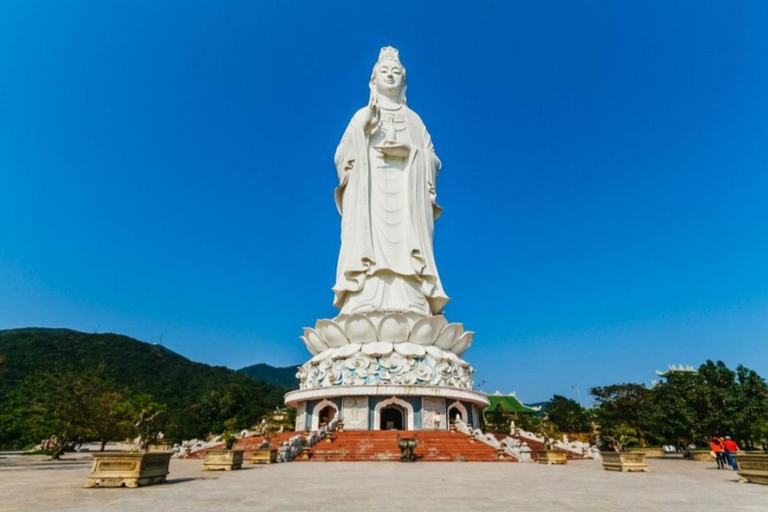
{"left": 84, "top": 398, "right": 173, "bottom": 488}
{"left": 250, "top": 431, "right": 277, "bottom": 464}
{"left": 536, "top": 437, "right": 568, "bottom": 465}
{"left": 535, "top": 422, "right": 567, "bottom": 465}
{"left": 600, "top": 436, "right": 649, "bottom": 472}
{"left": 202, "top": 421, "right": 244, "bottom": 471}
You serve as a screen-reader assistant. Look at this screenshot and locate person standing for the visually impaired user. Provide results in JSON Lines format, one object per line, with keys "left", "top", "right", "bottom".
{"left": 710, "top": 437, "right": 725, "bottom": 469}
{"left": 433, "top": 410, "right": 442, "bottom": 430}
{"left": 723, "top": 436, "right": 740, "bottom": 470}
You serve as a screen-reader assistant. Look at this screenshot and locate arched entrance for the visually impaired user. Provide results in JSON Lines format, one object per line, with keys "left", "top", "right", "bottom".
{"left": 380, "top": 405, "right": 405, "bottom": 430}
{"left": 310, "top": 399, "right": 339, "bottom": 431}
{"left": 447, "top": 400, "right": 468, "bottom": 426}
{"left": 373, "top": 396, "right": 415, "bottom": 430}
{"left": 318, "top": 405, "right": 336, "bottom": 426}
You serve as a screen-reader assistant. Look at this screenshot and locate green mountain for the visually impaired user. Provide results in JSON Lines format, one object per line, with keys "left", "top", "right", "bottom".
{"left": 238, "top": 363, "right": 300, "bottom": 390}
{"left": 0, "top": 328, "right": 287, "bottom": 446}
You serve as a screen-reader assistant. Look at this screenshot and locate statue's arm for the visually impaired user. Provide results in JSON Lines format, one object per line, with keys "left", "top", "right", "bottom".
{"left": 334, "top": 110, "right": 367, "bottom": 186}
{"left": 333, "top": 110, "right": 367, "bottom": 215}
{"left": 421, "top": 124, "right": 442, "bottom": 172}
{"left": 413, "top": 114, "right": 443, "bottom": 220}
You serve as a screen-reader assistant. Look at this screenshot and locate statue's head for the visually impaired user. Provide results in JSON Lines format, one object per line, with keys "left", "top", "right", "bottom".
{"left": 370, "top": 46, "right": 407, "bottom": 104}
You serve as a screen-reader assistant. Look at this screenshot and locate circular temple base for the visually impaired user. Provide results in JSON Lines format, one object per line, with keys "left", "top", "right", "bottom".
{"left": 285, "top": 385, "right": 488, "bottom": 432}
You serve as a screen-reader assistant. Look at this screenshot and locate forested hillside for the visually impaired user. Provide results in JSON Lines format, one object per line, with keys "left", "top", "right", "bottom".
{"left": 0, "top": 328, "right": 286, "bottom": 449}
{"left": 238, "top": 362, "right": 300, "bottom": 389}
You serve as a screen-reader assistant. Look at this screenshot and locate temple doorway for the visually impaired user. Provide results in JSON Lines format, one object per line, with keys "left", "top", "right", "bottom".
{"left": 448, "top": 407, "right": 462, "bottom": 423}
{"left": 318, "top": 405, "right": 336, "bottom": 426}
{"left": 380, "top": 405, "right": 405, "bottom": 430}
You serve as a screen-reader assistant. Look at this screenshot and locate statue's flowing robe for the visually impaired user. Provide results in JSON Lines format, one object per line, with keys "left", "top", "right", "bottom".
{"left": 332, "top": 106, "right": 449, "bottom": 315}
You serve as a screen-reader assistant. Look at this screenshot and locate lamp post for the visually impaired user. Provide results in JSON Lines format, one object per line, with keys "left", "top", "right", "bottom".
{"left": 571, "top": 385, "right": 583, "bottom": 407}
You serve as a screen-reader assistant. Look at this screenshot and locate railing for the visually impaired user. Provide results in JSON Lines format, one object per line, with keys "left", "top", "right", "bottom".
{"left": 454, "top": 420, "right": 534, "bottom": 461}
{"left": 278, "top": 416, "right": 340, "bottom": 462}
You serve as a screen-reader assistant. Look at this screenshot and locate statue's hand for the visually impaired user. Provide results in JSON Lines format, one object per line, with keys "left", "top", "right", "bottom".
{"left": 373, "top": 139, "right": 411, "bottom": 158}
{"left": 363, "top": 99, "right": 380, "bottom": 134}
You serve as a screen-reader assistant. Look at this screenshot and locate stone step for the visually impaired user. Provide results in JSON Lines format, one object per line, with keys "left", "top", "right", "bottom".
{"left": 304, "top": 430, "right": 516, "bottom": 462}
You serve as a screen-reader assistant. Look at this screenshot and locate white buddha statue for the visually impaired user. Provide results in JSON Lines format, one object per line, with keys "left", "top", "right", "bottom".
{"left": 332, "top": 47, "right": 449, "bottom": 317}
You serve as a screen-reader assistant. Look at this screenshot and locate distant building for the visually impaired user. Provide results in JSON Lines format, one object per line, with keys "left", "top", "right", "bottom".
{"left": 655, "top": 364, "right": 698, "bottom": 378}
{"left": 486, "top": 391, "right": 542, "bottom": 415}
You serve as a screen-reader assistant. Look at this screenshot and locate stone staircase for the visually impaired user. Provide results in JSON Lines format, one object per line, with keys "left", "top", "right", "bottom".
{"left": 303, "top": 430, "right": 517, "bottom": 462}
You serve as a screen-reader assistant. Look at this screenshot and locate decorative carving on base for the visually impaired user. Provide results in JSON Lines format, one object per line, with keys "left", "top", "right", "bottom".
{"left": 342, "top": 396, "right": 369, "bottom": 430}
{"left": 295, "top": 402, "right": 306, "bottom": 432}
{"left": 297, "top": 347, "right": 473, "bottom": 390}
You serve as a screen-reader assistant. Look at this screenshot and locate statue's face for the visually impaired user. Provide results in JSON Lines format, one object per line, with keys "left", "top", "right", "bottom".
{"left": 374, "top": 61, "right": 404, "bottom": 97}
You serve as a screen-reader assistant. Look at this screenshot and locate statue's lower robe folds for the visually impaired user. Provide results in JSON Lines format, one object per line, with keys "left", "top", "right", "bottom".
{"left": 332, "top": 106, "right": 449, "bottom": 316}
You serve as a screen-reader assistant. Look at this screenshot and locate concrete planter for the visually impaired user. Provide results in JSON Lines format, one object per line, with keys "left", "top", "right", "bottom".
{"left": 202, "top": 450, "right": 244, "bottom": 471}
{"left": 536, "top": 450, "right": 567, "bottom": 465}
{"left": 630, "top": 447, "right": 664, "bottom": 457}
{"left": 601, "top": 451, "right": 650, "bottom": 472}
{"left": 250, "top": 449, "right": 278, "bottom": 464}
{"left": 689, "top": 450, "right": 713, "bottom": 462}
{"left": 734, "top": 453, "right": 768, "bottom": 485}
{"left": 84, "top": 452, "right": 172, "bottom": 488}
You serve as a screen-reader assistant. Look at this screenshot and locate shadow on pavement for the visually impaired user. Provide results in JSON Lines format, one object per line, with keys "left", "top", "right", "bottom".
{"left": 163, "top": 478, "right": 199, "bottom": 486}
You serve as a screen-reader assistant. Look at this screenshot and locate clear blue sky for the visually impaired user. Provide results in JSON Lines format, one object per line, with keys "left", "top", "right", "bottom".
{"left": 1, "top": 1, "right": 766, "bottom": 403}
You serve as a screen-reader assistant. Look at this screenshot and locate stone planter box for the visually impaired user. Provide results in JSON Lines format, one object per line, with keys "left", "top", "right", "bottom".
{"left": 630, "top": 447, "right": 664, "bottom": 457}
{"left": 536, "top": 450, "right": 567, "bottom": 465}
{"left": 202, "top": 450, "right": 243, "bottom": 471}
{"left": 84, "top": 452, "right": 172, "bottom": 488}
{"left": 250, "top": 448, "right": 278, "bottom": 464}
{"left": 601, "top": 451, "right": 650, "bottom": 472}
{"left": 734, "top": 453, "right": 768, "bottom": 485}
{"left": 689, "top": 450, "right": 713, "bottom": 462}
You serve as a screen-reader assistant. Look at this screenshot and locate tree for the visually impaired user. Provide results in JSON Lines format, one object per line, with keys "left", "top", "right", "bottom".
{"left": 733, "top": 365, "right": 768, "bottom": 448}
{"left": 546, "top": 395, "right": 591, "bottom": 433}
{"left": 119, "top": 394, "right": 167, "bottom": 452}
{"left": 180, "top": 383, "right": 270, "bottom": 441}
{"left": 652, "top": 371, "right": 702, "bottom": 443}
{"left": 652, "top": 361, "right": 768, "bottom": 447}
{"left": 17, "top": 368, "right": 97, "bottom": 459}
{"left": 591, "top": 383, "right": 660, "bottom": 447}
{"left": 2, "top": 366, "right": 143, "bottom": 457}
{"left": 697, "top": 361, "right": 738, "bottom": 438}
{"left": 87, "top": 388, "right": 131, "bottom": 452}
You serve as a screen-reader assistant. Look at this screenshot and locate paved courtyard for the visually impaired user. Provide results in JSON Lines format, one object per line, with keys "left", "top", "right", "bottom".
{"left": 0, "top": 454, "right": 765, "bottom": 511}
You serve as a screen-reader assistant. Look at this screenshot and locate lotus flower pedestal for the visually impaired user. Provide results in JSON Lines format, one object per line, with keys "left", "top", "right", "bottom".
{"left": 286, "top": 312, "right": 488, "bottom": 431}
